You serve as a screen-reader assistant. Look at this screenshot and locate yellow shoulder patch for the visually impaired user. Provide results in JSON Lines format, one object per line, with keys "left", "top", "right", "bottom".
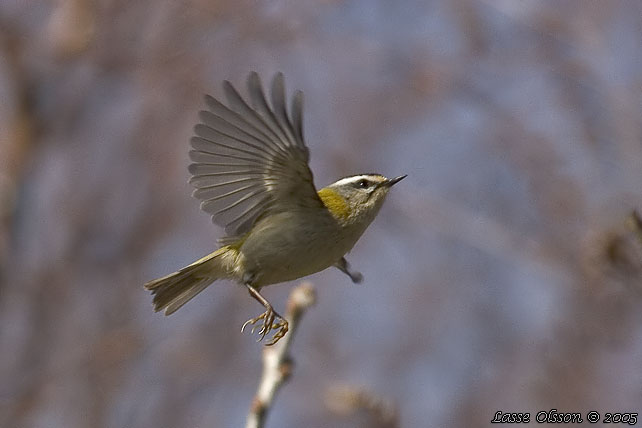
{"left": 318, "top": 187, "right": 350, "bottom": 220}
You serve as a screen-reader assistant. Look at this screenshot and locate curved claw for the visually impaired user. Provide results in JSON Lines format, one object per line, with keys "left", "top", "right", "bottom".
{"left": 241, "top": 312, "right": 265, "bottom": 333}
{"left": 264, "top": 319, "right": 289, "bottom": 346}
{"left": 241, "top": 307, "right": 289, "bottom": 345}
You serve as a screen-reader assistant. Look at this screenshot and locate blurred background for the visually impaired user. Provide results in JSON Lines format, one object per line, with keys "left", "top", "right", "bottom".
{"left": 1, "top": 0, "right": 642, "bottom": 427}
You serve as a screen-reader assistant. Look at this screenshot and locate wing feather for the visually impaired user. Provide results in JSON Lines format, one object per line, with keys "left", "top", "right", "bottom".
{"left": 223, "top": 80, "right": 289, "bottom": 153}
{"left": 188, "top": 147, "right": 265, "bottom": 165}
{"left": 291, "top": 90, "right": 306, "bottom": 152}
{"left": 196, "top": 115, "right": 282, "bottom": 159}
{"left": 247, "top": 72, "right": 293, "bottom": 149}
{"left": 189, "top": 73, "right": 323, "bottom": 242}
{"left": 270, "top": 73, "right": 299, "bottom": 148}
{"left": 203, "top": 94, "right": 288, "bottom": 155}
{"left": 192, "top": 182, "right": 264, "bottom": 201}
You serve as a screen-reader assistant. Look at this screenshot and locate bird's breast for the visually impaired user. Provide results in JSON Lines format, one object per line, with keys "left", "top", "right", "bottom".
{"left": 237, "top": 210, "right": 363, "bottom": 286}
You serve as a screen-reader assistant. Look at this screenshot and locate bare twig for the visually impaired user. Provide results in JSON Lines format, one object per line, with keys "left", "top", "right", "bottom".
{"left": 245, "top": 282, "right": 316, "bottom": 428}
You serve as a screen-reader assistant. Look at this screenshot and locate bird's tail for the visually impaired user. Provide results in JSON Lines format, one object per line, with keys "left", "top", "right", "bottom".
{"left": 144, "top": 246, "right": 234, "bottom": 315}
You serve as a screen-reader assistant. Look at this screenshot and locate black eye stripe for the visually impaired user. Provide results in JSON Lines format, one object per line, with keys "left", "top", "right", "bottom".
{"left": 357, "top": 179, "right": 369, "bottom": 188}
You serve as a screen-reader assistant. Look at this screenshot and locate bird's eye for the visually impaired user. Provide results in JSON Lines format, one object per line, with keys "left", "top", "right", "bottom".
{"left": 357, "top": 179, "right": 370, "bottom": 188}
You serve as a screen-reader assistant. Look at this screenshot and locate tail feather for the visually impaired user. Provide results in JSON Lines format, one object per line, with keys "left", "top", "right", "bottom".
{"left": 164, "top": 278, "right": 211, "bottom": 315}
{"left": 144, "top": 247, "right": 231, "bottom": 315}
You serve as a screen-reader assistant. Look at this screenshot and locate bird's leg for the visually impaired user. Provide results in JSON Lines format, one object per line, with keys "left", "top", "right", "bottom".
{"left": 241, "top": 283, "right": 289, "bottom": 346}
{"left": 334, "top": 257, "right": 363, "bottom": 284}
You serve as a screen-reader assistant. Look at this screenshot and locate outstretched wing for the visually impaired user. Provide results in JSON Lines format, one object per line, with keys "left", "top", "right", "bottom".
{"left": 189, "top": 72, "right": 324, "bottom": 243}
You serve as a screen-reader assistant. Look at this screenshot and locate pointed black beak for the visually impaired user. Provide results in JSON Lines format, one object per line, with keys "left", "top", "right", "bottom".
{"left": 385, "top": 174, "right": 407, "bottom": 187}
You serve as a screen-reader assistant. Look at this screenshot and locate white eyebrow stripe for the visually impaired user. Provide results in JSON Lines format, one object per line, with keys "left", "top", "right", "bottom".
{"left": 333, "top": 175, "right": 382, "bottom": 187}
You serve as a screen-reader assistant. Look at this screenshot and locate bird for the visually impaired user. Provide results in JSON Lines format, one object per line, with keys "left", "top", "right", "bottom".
{"left": 144, "top": 72, "right": 406, "bottom": 345}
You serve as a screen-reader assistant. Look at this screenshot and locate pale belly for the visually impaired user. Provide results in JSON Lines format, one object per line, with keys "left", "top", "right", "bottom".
{"left": 236, "top": 211, "right": 361, "bottom": 287}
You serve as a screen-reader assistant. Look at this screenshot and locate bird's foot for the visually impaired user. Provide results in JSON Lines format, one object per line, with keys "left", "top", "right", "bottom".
{"left": 241, "top": 306, "right": 289, "bottom": 346}
{"left": 335, "top": 257, "right": 363, "bottom": 284}
{"left": 348, "top": 270, "right": 363, "bottom": 284}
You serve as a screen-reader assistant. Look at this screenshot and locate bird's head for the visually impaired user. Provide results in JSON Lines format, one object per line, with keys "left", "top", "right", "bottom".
{"left": 318, "top": 174, "right": 406, "bottom": 225}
